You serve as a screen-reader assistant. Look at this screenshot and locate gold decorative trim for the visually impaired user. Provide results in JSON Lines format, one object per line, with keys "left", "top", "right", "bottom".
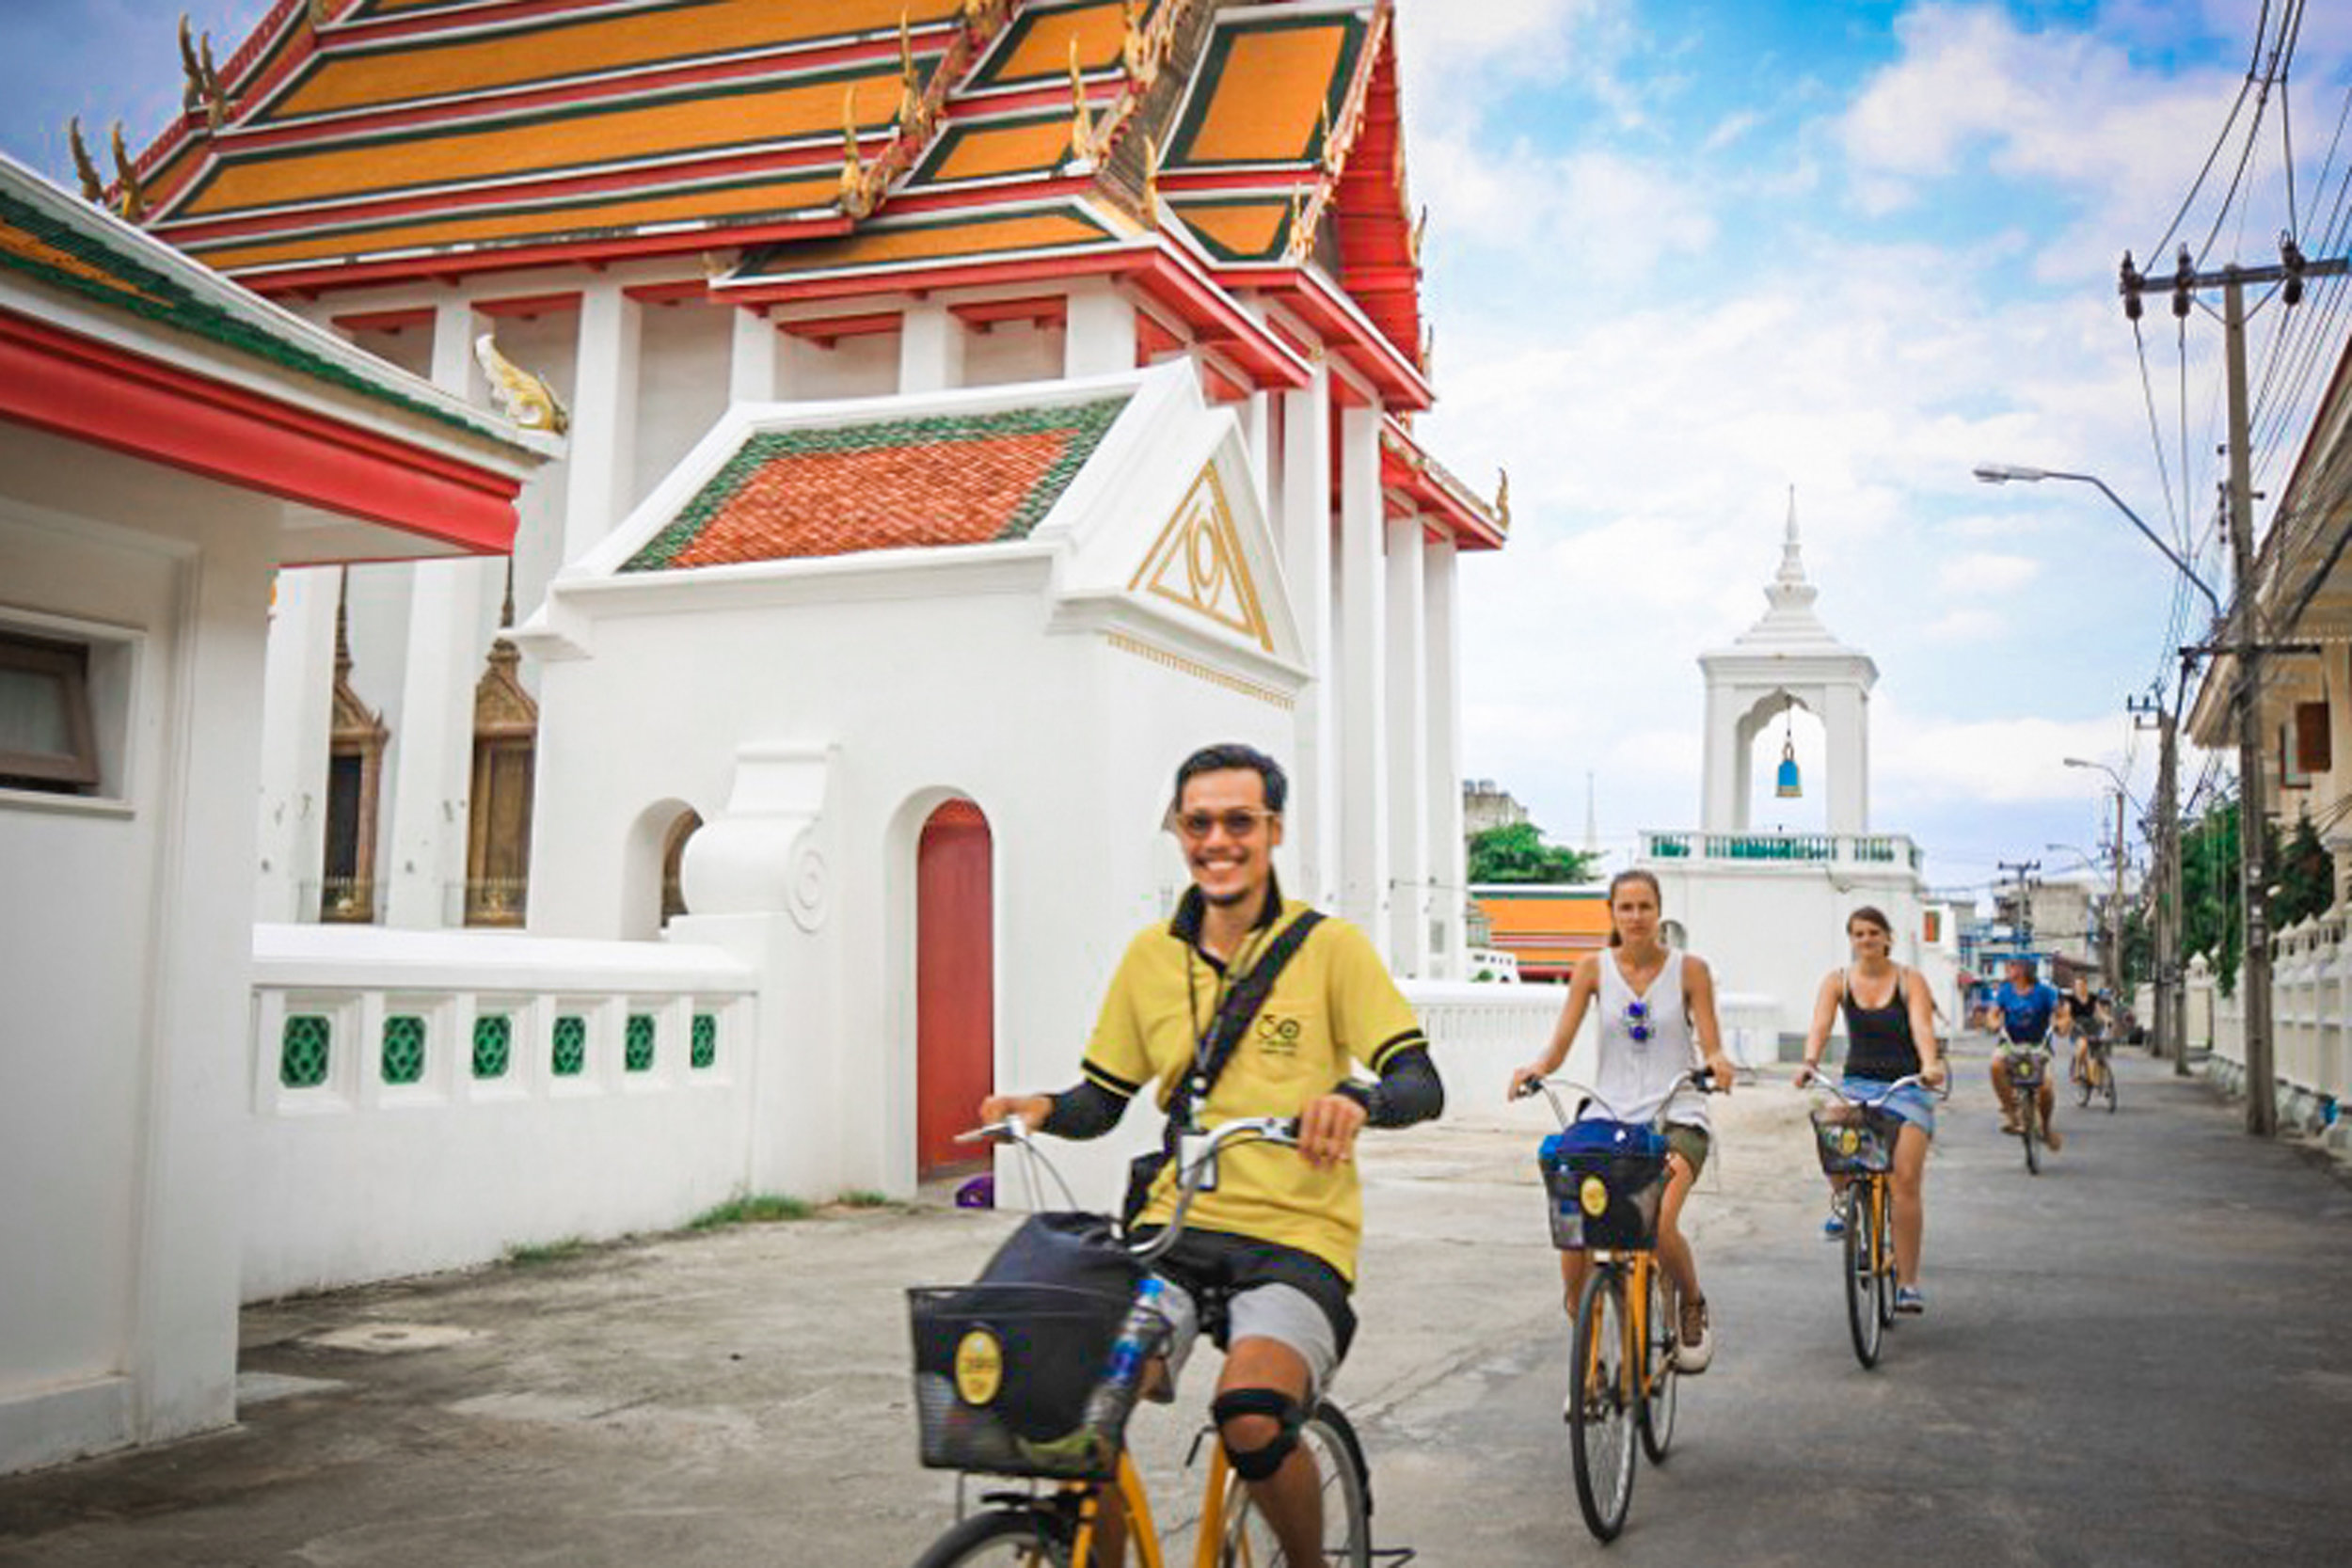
{"left": 1105, "top": 630, "right": 1293, "bottom": 709}
{"left": 1128, "top": 462, "right": 1274, "bottom": 651}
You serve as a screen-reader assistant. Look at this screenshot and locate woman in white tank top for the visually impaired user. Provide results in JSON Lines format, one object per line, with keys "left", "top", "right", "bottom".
{"left": 1510, "top": 870, "right": 1735, "bottom": 1373}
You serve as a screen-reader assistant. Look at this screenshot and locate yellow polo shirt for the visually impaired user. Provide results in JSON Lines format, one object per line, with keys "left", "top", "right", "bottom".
{"left": 1079, "top": 895, "right": 1427, "bottom": 1282}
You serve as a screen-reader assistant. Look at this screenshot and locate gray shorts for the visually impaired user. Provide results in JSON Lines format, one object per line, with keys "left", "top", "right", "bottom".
{"left": 1152, "top": 1277, "right": 1341, "bottom": 1402}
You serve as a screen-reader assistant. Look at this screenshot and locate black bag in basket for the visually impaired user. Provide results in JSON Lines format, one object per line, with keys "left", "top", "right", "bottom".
{"left": 950, "top": 1212, "right": 1142, "bottom": 1439}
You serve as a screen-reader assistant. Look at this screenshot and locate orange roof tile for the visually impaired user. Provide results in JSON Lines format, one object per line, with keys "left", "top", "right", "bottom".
{"left": 623, "top": 396, "right": 1130, "bottom": 571}
{"left": 1165, "top": 13, "right": 1365, "bottom": 168}
{"left": 261, "top": 0, "right": 965, "bottom": 124}
{"left": 971, "top": 1, "right": 1129, "bottom": 88}
{"left": 733, "top": 203, "right": 1122, "bottom": 280}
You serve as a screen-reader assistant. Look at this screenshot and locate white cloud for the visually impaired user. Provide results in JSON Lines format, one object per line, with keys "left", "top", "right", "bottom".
{"left": 1938, "top": 552, "right": 2041, "bottom": 594}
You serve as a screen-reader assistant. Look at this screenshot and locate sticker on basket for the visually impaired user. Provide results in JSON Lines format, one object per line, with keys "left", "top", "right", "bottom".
{"left": 1839, "top": 1128, "right": 1860, "bottom": 1155}
{"left": 954, "top": 1328, "right": 1004, "bottom": 1406}
{"left": 1579, "top": 1175, "right": 1610, "bottom": 1217}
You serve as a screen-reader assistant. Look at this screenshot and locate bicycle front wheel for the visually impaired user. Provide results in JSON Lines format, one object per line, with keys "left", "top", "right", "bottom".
{"left": 1840, "top": 1186, "right": 1883, "bottom": 1369}
{"left": 2022, "top": 1101, "right": 2042, "bottom": 1176}
{"left": 2074, "top": 1068, "right": 2093, "bottom": 1107}
{"left": 911, "top": 1506, "right": 1074, "bottom": 1568}
{"left": 1637, "top": 1262, "right": 1677, "bottom": 1462}
{"left": 2104, "top": 1060, "right": 2119, "bottom": 1113}
{"left": 1219, "top": 1401, "right": 1372, "bottom": 1568}
{"left": 1873, "top": 1180, "right": 1898, "bottom": 1329}
{"left": 1569, "top": 1265, "right": 1638, "bottom": 1542}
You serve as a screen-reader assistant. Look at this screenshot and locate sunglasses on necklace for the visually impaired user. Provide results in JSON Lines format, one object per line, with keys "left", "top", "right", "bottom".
{"left": 1624, "top": 998, "right": 1653, "bottom": 1044}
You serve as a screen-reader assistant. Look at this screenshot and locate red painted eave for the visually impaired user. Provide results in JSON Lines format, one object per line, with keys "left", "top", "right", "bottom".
{"left": 0, "top": 308, "right": 529, "bottom": 562}
{"left": 1381, "top": 420, "right": 1505, "bottom": 550}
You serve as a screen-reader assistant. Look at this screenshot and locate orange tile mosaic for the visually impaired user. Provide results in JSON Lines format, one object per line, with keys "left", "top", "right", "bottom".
{"left": 1178, "top": 25, "right": 1347, "bottom": 165}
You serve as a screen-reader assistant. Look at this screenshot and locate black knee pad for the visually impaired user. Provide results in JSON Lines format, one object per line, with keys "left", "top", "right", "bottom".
{"left": 1211, "top": 1387, "right": 1304, "bottom": 1481}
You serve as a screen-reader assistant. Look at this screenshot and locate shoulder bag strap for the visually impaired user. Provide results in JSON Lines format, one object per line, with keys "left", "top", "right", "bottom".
{"left": 1163, "top": 910, "right": 1327, "bottom": 1136}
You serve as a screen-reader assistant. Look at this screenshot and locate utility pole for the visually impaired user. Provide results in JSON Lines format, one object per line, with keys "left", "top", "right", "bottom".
{"left": 2131, "top": 691, "right": 2188, "bottom": 1075}
{"left": 2118, "top": 243, "right": 2351, "bottom": 1133}
{"left": 1998, "top": 858, "right": 2042, "bottom": 961}
{"left": 2106, "top": 785, "right": 2127, "bottom": 991}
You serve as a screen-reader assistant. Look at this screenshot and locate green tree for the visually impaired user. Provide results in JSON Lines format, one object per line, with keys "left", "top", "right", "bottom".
{"left": 2273, "top": 814, "right": 2334, "bottom": 929}
{"left": 1467, "top": 821, "right": 1596, "bottom": 884}
{"left": 2179, "top": 799, "right": 2241, "bottom": 995}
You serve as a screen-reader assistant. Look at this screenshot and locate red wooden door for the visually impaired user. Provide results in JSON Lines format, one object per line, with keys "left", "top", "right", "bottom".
{"left": 916, "top": 800, "right": 994, "bottom": 1178}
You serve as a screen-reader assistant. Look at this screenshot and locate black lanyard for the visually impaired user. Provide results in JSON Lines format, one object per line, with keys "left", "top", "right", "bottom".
{"left": 1182, "top": 922, "right": 1272, "bottom": 1115}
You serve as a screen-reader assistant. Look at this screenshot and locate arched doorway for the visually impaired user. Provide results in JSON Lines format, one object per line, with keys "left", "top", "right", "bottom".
{"left": 915, "top": 800, "right": 993, "bottom": 1180}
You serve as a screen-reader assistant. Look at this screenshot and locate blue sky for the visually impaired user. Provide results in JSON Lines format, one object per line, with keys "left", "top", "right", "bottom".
{"left": 4, "top": 2, "right": 2348, "bottom": 902}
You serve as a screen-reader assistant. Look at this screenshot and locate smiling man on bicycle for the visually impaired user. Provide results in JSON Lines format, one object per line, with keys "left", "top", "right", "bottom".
{"left": 979, "top": 743, "right": 1442, "bottom": 1566}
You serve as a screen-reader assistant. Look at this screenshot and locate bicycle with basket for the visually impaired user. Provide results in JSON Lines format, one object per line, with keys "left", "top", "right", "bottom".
{"left": 905, "top": 1113, "right": 1403, "bottom": 1568}
{"left": 1804, "top": 1071, "right": 1941, "bottom": 1369}
{"left": 1517, "top": 1068, "right": 1715, "bottom": 1544}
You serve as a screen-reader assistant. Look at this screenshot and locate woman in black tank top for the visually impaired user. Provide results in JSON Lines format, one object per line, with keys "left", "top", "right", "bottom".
{"left": 1796, "top": 908, "right": 1947, "bottom": 1313}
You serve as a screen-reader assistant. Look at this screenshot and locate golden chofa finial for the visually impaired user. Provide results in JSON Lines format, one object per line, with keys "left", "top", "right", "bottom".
{"left": 1120, "top": 0, "right": 1154, "bottom": 87}
{"left": 108, "top": 120, "right": 147, "bottom": 220}
{"left": 179, "top": 15, "right": 229, "bottom": 131}
{"left": 1408, "top": 204, "right": 1428, "bottom": 268}
{"left": 1140, "top": 133, "right": 1162, "bottom": 227}
{"left": 1494, "top": 467, "right": 1511, "bottom": 530}
{"left": 68, "top": 117, "right": 104, "bottom": 203}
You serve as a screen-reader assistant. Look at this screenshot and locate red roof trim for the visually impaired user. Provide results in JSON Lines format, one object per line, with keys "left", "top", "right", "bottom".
{"left": 0, "top": 307, "right": 522, "bottom": 559}
{"left": 1380, "top": 416, "right": 1504, "bottom": 551}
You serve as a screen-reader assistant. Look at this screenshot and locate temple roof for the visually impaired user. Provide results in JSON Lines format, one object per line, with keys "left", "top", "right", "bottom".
{"left": 622, "top": 395, "right": 1128, "bottom": 569}
{"left": 102, "top": 1, "right": 1422, "bottom": 382}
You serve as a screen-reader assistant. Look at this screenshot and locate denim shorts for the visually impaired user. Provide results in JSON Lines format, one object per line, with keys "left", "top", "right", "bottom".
{"left": 1840, "top": 1076, "right": 1936, "bottom": 1138}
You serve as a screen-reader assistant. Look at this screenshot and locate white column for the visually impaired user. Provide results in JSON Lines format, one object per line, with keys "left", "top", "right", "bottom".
{"left": 251, "top": 566, "right": 339, "bottom": 922}
{"left": 1827, "top": 684, "right": 1869, "bottom": 836}
{"left": 1280, "top": 362, "right": 1336, "bottom": 905}
{"left": 729, "top": 306, "right": 785, "bottom": 404}
{"left": 898, "top": 300, "right": 968, "bottom": 393}
{"left": 1239, "top": 390, "right": 1274, "bottom": 519}
{"left": 1701, "top": 681, "right": 1737, "bottom": 834}
{"left": 384, "top": 296, "right": 494, "bottom": 929}
{"left": 1338, "top": 404, "right": 1390, "bottom": 954}
{"left": 1423, "top": 534, "right": 1464, "bottom": 977}
{"left": 1385, "top": 511, "right": 1428, "bottom": 976}
{"left": 1065, "top": 282, "right": 1137, "bottom": 378}
{"left": 563, "top": 282, "right": 642, "bottom": 564}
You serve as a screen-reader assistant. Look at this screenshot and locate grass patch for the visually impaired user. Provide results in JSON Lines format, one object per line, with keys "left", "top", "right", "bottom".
{"left": 503, "top": 1236, "right": 593, "bottom": 1267}
{"left": 837, "top": 1190, "right": 893, "bottom": 1209}
{"left": 689, "top": 1194, "right": 813, "bottom": 1229}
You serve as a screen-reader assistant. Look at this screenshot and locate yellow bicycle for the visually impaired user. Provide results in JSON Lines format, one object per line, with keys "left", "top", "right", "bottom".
{"left": 906, "top": 1115, "right": 1377, "bottom": 1568}
{"left": 1518, "top": 1069, "right": 1714, "bottom": 1544}
{"left": 1805, "top": 1072, "right": 1938, "bottom": 1369}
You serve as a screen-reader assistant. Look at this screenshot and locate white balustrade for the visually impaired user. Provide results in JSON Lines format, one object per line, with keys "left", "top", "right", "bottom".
{"left": 246, "top": 924, "right": 759, "bottom": 1301}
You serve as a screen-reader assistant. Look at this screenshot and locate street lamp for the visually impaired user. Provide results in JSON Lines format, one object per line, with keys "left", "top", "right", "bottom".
{"left": 2059, "top": 760, "right": 2134, "bottom": 992}
{"left": 1973, "top": 466, "right": 2223, "bottom": 622}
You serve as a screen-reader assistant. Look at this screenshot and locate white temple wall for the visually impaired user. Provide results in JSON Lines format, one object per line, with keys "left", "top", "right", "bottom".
{"left": 631, "top": 301, "right": 733, "bottom": 508}
{"left": 1642, "top": 863, "right": 1942, "bottom": 1048}
{"left": 788, "top": 328, "right": 899, "bottom": 401}
{"left": 1, "top": 433, "right": 274, "bottom": 1473}
{"left": 963, "top": 317, "right": 1066, "bottom": 388}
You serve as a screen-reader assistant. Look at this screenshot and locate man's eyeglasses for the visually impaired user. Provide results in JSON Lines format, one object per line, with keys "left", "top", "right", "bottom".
{"left": 1172, "top": 808, "right": 1277, "bottom": 841}
{"left": 1624, "top": 999, "right": 1653, "bottom": 1044}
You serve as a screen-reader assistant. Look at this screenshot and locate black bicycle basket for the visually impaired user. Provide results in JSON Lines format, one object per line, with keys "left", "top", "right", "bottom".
{"left": 1539, "top": 1122, "right": 1669, "bottom": 1250}
{"left": 1810, "top": 1102, "right": 1898, "bottom": 1175}
{"left": 2005, "top": 1051, "right": 2047, "bottom": 1087}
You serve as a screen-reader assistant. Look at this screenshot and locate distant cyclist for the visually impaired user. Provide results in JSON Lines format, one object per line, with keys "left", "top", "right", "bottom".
{"left": 1794, "top": 906, "right": 1947, "bottom": 1314}
{"left": 2063, "top": 973, "right": 2107, "bottom": 1087}
{"left": 1987, "top": 957, "right": 2062, "bottom": 1151}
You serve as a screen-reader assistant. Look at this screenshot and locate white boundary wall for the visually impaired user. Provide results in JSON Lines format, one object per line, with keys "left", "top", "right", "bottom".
{"left": 246, "top": 926, "right": 758, "bottom": 1300}
{"left": 2186, "top": 919, "right": 2350, "bottom": 1137}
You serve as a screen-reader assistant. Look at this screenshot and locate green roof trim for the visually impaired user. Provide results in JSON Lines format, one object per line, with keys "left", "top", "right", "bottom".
{"left": 0, "top": 179, "right": 501, "bottom": 441}
{"left": 620, "top": 395, "right": 1131, "bottom": 572}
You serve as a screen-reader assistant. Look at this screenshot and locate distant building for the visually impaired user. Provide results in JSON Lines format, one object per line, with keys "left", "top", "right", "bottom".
{"left": 1464, "top": 779, "right": 1531, "bottom": 838}
{"left": 1470, "top": 884, "right": 1613, "bottom": 983}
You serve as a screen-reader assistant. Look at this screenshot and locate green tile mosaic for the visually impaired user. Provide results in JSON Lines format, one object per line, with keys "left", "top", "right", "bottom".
{"left": 626, "top": 1013, "right": 656, "bottom": 1073}
{"left": 382, "top": 1014, "right": 426, "bottom": 1085}
{"left": 281, "top": 1014, "right": 330, "bottom": 1089}
{"left": 553, "top": 1014, "right": 587, "bottom": 1077}
{"left": 691, "top": 1012, "right": 718, "bottom": 1070}
{"left": 472, "top": 1014, "right": 512, "bottom": 1079}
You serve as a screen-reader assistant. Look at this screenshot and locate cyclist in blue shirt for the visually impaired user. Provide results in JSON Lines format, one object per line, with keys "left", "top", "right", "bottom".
{"left": 1987, "top": 957, "right": 2061, "bottom": 1147}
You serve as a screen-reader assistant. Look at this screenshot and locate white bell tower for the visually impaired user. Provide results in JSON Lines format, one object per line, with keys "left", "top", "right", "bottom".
{"left": 1699, "top": 493, "right": 1877, "bottom": 836}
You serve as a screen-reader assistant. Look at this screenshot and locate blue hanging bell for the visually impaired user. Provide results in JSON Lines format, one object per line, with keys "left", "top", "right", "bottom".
{"left": 1775, "top": 736, "right": 1802, "bottom": 799}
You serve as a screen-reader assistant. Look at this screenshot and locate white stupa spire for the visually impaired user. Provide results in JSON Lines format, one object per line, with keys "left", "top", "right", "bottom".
{"left": 1717, "top": 486, "right": 1855, "bottom": 656}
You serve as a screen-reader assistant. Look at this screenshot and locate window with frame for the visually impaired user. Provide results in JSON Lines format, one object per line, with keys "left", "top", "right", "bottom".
{"left": 0, "top": 631, "right": 100, "bottom": 795}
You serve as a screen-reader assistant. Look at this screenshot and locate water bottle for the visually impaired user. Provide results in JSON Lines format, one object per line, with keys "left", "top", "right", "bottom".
{"left": 1085, "top": 1276, "right": 1168, "bottom": 1434}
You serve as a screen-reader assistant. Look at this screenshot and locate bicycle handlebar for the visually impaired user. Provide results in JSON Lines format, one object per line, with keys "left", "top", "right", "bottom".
{"left": 1513, "top": 1067, "right": 1719, "bottom": 1132}
{"left": 1803, "top": 1069, "right": 1952, "bottom": 1107}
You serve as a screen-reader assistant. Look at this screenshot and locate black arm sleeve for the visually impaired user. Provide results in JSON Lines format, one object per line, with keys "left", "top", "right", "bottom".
{"left": 1040, "top": 1079, "right": 1132, "bottom": 1139}
{"left": 1334, "top": 1043, "right": 1443, "bottom": 1129}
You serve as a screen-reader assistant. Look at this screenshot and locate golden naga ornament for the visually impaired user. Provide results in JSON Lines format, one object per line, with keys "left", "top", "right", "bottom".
{"left": 108, "top": 121, "right": 147, "bottom": 220}
{"left": 68, "top": 117, "right": 104, "bottom": 204}
{"left": 474, "top": 334, "right": 570, "bottom": 435}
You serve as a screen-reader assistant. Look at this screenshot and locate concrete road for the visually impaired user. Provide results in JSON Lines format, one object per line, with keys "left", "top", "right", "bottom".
{"left": 3, "top": 1038, "right": 2347, "bottom": 1567}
